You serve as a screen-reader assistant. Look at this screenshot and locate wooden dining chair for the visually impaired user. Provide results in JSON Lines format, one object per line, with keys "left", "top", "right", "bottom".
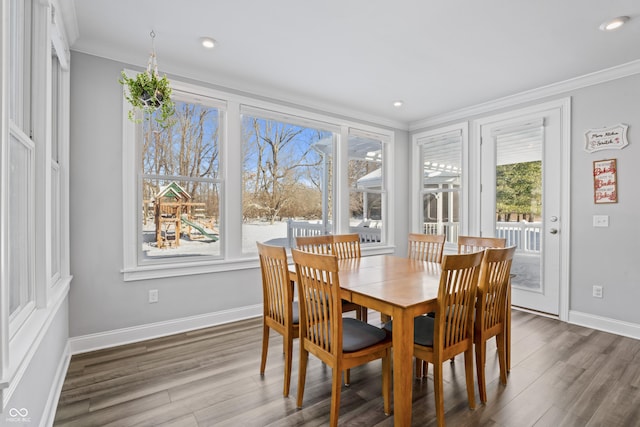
{"left": 475, "top": 246, "right": 516, "bottom": 403}
{"left": 295, "top": 235, "right": 367, "bottom": 322}
{"left": 407, "top": 233, "right": 446, "bottom": 263}
{"left": 295, "top": 234, "right": 333, "bottom": 255}
{"left": 457, "top": 235, "right": 506, "bottom": 253}
{"left": 412, "top": 251, "right": 483, "bottom": 427}
{"left": 291, "top": 249, "right": 392, "bottom": 427}
{"left": 332, "top": 233, "right": 362, "bottom": 260}
{"left": 256, "top": 242, "right": 299, "bottom": 397}
{"left": 332, "top": 233, "right": 368, "bottom": 322}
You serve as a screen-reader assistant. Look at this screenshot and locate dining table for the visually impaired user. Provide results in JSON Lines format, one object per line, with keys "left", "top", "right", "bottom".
{"left": 331, "top": 254, "right": 442, "bottom": 426}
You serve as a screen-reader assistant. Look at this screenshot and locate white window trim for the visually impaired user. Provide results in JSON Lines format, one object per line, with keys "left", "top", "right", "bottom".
{"left": 122, "top": 74, "right": 396, "bottom": 281}
{"left": 411, "top": 122, "right": 469, "bottom": 248}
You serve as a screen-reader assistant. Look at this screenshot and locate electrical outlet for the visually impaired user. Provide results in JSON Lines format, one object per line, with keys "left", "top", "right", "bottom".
{"left": 148, "top": 289, "right": 159, "bottom": 303}
{"left": 592, "top": 285, "right": 603, "bottom": 298}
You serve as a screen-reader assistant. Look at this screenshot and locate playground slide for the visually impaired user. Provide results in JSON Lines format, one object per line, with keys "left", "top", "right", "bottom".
{"left": 181, "top": 216, "right": 219, "bottom": 242}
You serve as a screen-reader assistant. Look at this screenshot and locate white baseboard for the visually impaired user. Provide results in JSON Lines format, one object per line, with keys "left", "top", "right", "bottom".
{"left": 41, "top": 342, "right": 71, "bottom": 427}
{"left": 68, "top": 304, "right": 262, "bottom": 355}
{"left": 568, "top": 310, "right": 640, "bottom": 340}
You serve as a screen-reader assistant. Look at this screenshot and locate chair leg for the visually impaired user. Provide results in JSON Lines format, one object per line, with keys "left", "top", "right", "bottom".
{"left": 296, "top": 348, "right": 309, "bottom": 409}
{"left": 330, "top": 367, "right": 342, "bottom": 427}
{"left": 260, "top": 324, "right": 269, "bottom": 375}
{"left": 475, "top": 338, "right": 487, "bottom": 403}
{"left": 496, "top": 332, "right": 508, "bottom": 385}
{"left": 464, "top": 348, "right": 476, "bottom": 409}
{"left": 433, "top": 362, "right": 445, "bottom": 427}
{"left": 382, "top": 351, "right": 392, "bottom": 416}
{"left": 344, "top": 369, "right": 350, "bottom": 386}
{"left": 415, "top": 358, "right": 428, "bottom": 378}
{"left": 283, "top": 334, "right": 293, "bottom": 397}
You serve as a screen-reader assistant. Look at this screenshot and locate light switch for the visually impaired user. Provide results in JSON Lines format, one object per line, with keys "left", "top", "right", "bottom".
{"left": 593, "top": 215, "right": 609, "bottom": 227}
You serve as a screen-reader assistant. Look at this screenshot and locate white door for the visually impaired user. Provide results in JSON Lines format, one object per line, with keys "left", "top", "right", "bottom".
{"left": 479, "top": 102, "right": 567, "bottom": 315}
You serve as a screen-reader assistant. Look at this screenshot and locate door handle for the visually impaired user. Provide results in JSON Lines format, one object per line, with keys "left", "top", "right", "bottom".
{"left": 549, "top": 228, "right": 558, "bottom": 234}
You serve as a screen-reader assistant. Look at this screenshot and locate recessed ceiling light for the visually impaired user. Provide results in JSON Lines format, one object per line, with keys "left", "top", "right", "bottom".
{"left": 599, "top": 16, "right": 630, "bottom": 31}
{"left": 200, "top": 37, "right": 216, "bottom": 49}
{"left": 393, "top": 100, "right": 404, "bottom": 108}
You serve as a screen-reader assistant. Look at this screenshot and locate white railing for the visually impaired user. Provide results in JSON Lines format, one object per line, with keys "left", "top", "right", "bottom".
{"left": 423, "top": 222, "right": 460, "bottom": 244}
{"left": 287, "top": 219, "right": 382, "bottom": 247}
{"left": 496, "top": 221, "right": 541, "bottom": 253}
{"left": 422, "top": 220, "right": 541, "bottom": 253}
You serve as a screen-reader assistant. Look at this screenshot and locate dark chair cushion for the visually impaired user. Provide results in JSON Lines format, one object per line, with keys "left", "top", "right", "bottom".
{"left": 292, "top": 301, "right": 300, "bottom": 324}
{"left": 342, "top": 318, "right": 388, "bottom": 352}
{"left": 383, "top": 315, "right": 435, "bottom": 347}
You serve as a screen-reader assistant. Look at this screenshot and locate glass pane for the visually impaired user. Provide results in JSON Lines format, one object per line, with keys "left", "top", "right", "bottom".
{"left": 241, "top": 114, "right": 333, "bottom": 252}
{"left": 9, "top": 134, "right": 33, "bottom": 317}
{"left": 143, "top": 101, "right": 220, "bottom": 179}
{"left": 420, "top": 133, "right": 461, "bottom": 243}
{"left": 142, "top": 178, "right": 220, "bottom": 259}
{"left": 349, "top": 192, "right": 382, "bottom": 243}
{"left": 348, "top": 135, "right": 384, "bottom": 244}
{"left": 495, "top": 129, "right": 542, "bottom": 292}
{"left": 140, "top": 99, "right": 221, "bottom": 261}
{"left": 51, "top": 165, "right": 61, "bottom": 278}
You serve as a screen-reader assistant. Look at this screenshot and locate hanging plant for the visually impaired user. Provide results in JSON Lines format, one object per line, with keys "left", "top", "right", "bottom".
{"left": 119, "top": 31, "right": 175, "bottom": 126}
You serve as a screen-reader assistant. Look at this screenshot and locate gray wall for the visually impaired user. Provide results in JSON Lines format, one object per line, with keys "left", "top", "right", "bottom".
{"left": 69, "top": 52, "right": 409, "bottom": 338}
{"left": 569, "top": 75, "right": 640, "bottom": 323}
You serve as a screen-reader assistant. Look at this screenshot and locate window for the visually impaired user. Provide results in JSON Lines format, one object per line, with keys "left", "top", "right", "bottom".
{"left": 347, "top": 130, "right": 387, "bottom": 245}
{"left": 241, "top": 107, "right": 336, "bottom": 252}
{"left": 139, "top": 94, "right": 223, "bottom": 262}
{"left": 8, "top": 0, "right": 35, "bottom": 338}
{"left": 414, "top": 125, "right": 466, "bottom": 244}
{"left": 123, "top": 78, "right": 394, "bottom": 279}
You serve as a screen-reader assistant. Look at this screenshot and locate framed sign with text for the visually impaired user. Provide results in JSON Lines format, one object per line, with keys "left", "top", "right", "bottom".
{"left": 593, "top": 158, "right": 617, "bottom": 204}
{"left": 585, "top": 123, "right": 628, "bottom": 153}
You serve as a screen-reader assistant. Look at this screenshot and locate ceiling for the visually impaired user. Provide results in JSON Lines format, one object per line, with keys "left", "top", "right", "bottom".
{"left": 65, "top": 0, "right": 640, "bottom": 128}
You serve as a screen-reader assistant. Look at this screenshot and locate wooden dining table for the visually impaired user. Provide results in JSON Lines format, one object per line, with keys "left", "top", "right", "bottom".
{"left": 332, "top": 254, "right": 442, "bottom": 427}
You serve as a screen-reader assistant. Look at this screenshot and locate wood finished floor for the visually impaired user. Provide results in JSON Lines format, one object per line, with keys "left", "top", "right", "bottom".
{"left": 54, "top": 310, "right": 640, "bottom": 426}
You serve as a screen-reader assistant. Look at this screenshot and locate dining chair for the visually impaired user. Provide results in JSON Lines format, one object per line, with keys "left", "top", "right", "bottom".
{"left": 401, "top": 251, "right": 483, "bottom": 427}
{"left": 457, "top": 235, "right": 511, "bottom": 370}
{"left": 291, "top": 249, "right": 392, "bottom": 427}
{"left": 457, "top": 235, "right": 506, "bottom": 253}
{"left": 332, "top": 233, "right": 368, "bottom": 321}
{"left": 475, "top": 246, "right": 516, "bottom": 403}
{"left": 256, "top": 242, "right": 299, "bottom": 397}
{"left": 295, "top": 234, "right": 333, "bottom": 254}
{"left": 407, "top": 233, "right": 446, "bottom": 263}
{"left": 295, "top": 235, "right": 367, "bottom": 322}
{"left": 332, "top": 233, "right": 362, "bottom": 260}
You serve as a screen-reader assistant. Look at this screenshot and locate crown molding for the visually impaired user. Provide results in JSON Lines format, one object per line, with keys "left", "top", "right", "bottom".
{"left": 409, "top": 59, "right": 640, "bottom": 131}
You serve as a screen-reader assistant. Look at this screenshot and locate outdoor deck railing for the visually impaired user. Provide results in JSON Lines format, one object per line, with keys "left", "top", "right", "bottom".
{"left": 287, "top": 219, "right": 541, "bottom": 252}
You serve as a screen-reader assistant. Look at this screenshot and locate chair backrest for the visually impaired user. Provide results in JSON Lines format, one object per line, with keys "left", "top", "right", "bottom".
{"left": 475, "top": 246, "right": 516, "bottom": 332}
{"left": 434, "top": 251, "right": 483, "bottom": 354}
{"left": 257, "top": 242, "right": 296, "bottom": 327}
{"left": 295, "top": 234, "right": 334, "bottom": 255}
{"left": 457, "top": 235, "right": 506, "bottom": 254}
{"left": 291, "top": 249, "right": 342, "bottom": 357}
{"left": 332, "top": 234, "right": 361, "bottom": 260}
{"left": 407, "top": 233, "right": 446, "bottom": 263}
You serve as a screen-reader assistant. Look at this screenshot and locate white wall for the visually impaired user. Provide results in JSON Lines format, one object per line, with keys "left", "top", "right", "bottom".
{"left": 68, "top": 52, "right": 409, "bottom": 345}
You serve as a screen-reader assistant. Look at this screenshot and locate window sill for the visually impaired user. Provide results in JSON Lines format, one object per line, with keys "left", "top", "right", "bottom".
{"left": 122, "top": 257, "right": 260, "bottom": 281}
{"left": 122, "top": 245, "right": 396, "bottom": 281}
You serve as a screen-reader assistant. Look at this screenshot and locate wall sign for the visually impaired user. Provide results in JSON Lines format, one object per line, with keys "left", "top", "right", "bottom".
{"left": 593, "top": 158, "right": 617, "bottom": 204}
{"left": 584, "top": 123, "right": 628, "bottom": 153}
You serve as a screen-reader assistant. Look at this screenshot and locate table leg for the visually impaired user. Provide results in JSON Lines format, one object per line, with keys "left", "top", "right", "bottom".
{"left": 392, "top": 308, "right": 413, "bottom": 426}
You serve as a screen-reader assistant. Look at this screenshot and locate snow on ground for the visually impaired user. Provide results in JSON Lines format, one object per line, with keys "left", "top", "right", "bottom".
{"left": 142, "top": 220, "right": 288, "bottom": 260}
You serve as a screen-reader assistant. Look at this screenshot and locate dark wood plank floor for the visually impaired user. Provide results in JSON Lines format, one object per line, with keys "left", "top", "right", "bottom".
{"left": 54, "top": 310, "right": 640, "bottom": 426}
